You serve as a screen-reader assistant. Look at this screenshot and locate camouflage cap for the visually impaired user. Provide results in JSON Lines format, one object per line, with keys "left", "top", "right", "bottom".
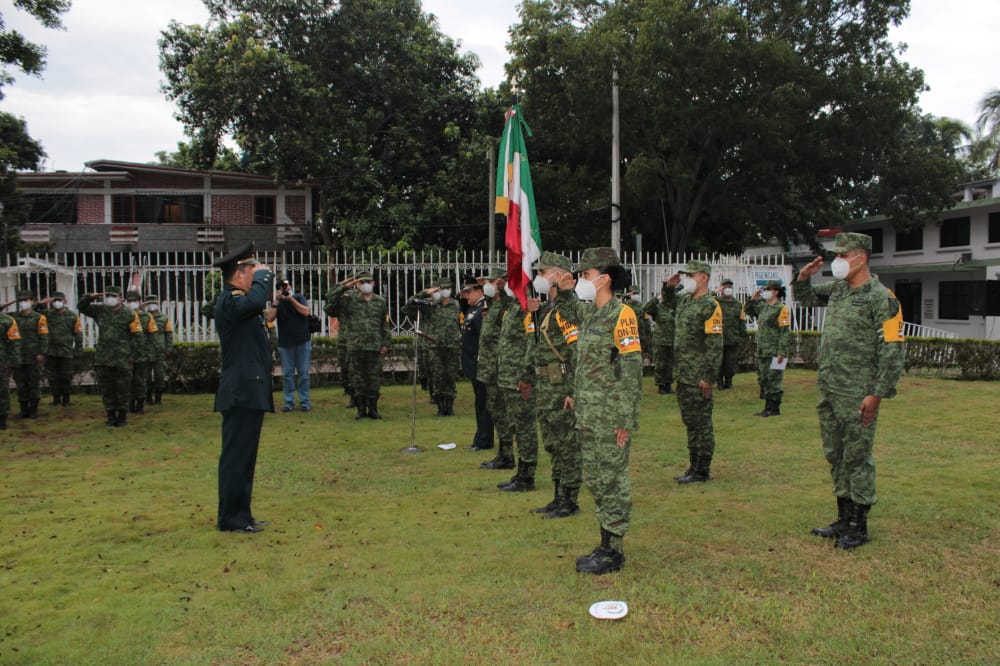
{"left": 105, "top": 286, "right": 123, "bottom": 296}
{"left": 763, "top": 280, "right": 783, "bottom": 290}
{"left": 680, "top": 260, "right": 712, "bottom": 275}
{"left": 126, "top": 290, "right": 141, "bottom": 301}
{"left": 720, "top": 277, "right": 734, "bottom": 286}
{"left": 832, "top": 232, "right": 872, "bottom": 253}
{"left": 485, "top": 268, "right": 507, "bottom": 281}
{"left": 437, "top": 277, "right": 454, "bottom": 289}
{"left": 52, "top": 291, "right": 66, "bottom": 300}
{"left": 626, "top": 284, "right": 641, "bottom": 294}
{"left": 575, "top": 247, "right": 621, "bottom": 272}
{"left": 143, "top": 293, "right": 158, "bottom": 302}
{"left": 531, "top": 251, "right": 572, "bottom": 272}
{"left": 16, "top": 289, "right": 34, "bottom": 300}
{"left": 355, "top": 271, "right": 374, "bottom": 281}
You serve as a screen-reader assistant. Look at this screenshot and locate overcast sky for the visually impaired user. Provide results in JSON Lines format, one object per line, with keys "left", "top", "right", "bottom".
{"left": 2, "top": 0, "right": 998, "bottom": 171}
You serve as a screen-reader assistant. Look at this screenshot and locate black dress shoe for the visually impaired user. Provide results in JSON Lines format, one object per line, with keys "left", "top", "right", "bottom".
{"left": 251, "top": 519, "right": 270, "bottom": 527}
{"left": 221, "top": 524, "right": 263, "bottom": 533}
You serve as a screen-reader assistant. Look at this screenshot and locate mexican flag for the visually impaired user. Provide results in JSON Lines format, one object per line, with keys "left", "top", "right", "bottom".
{"left": 495, "top": 103, "right": 541, "bottom": 309}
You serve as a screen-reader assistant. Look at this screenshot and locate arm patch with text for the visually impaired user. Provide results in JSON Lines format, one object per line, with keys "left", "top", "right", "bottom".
{"left": 614, "top": 306, "right": 642, "bottom": 354}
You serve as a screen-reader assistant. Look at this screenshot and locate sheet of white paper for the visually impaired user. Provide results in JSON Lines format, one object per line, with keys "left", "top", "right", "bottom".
{"left": 770, "top": 357, "right": 788, "bottom": 370}
{"left": 437, "top": 442, "right": 457, "bottom": 450}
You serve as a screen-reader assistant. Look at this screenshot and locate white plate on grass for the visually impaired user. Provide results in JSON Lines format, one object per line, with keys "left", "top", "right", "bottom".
{"left": 589, "top": 600, "right": 628, "bottom": 620}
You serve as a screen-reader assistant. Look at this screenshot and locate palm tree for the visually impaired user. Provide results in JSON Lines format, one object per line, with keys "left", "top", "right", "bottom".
{"left": 971, "top": 88, "right": 1000, "bottom": 175}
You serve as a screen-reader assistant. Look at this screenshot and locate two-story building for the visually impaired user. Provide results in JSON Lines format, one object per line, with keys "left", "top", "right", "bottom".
{"left": 16, "top": 159, "right": 316, "bottom": 252}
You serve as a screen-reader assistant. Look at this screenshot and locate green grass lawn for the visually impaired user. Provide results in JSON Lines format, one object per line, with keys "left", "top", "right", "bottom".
{"left": 1, "top": 370, "right": 997, "bottom": 665}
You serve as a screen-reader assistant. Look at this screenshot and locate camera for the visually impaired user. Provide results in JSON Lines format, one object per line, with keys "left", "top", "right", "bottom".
{"left": 280, "top": 280, "right": 291, "bottom": 297}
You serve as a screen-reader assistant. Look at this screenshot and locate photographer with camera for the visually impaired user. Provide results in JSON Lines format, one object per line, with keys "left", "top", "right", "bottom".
{"left": 266, "top": 277, "right": 312, "bottom": 412}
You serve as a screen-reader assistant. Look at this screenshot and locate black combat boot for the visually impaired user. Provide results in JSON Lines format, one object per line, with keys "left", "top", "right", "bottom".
{"left": 153, "top": 391, "right": 161, "bottom": 405}
{"left": 115, "top": 410, "right": 128, "bottom": 427}
{"left": 811, "top": 496, "right": 852, "bottom": 538}
{"left": 544, "top": 484, "right": 581, "bottom": 519}
{"left": 576, "top": 527, "right": 610, "bottom": 567}
{"left": 18, "top": 400, "right": 29, "bottom": 418}
{"left": 106, "top": 409, "right": 117, "bottom": 426}
{"left": 0, "top": 414, "right": 7, "bottom": 430}
{"left": 62, "top": 393, "right": 71, "bottom": 407}
{"left": 766, "top": 395, "right": 781, "bottom": 416}
{"left": 835, "top": 503, "right": 871, "bottom": 550}
{"left": 51, "top": 394, "right": 61, "bottom": 406}
{"left": 146, "top": 388, "right": 153, "bottom": 403}
{"left": 576, "top": 528, "right": 625, "bottom": 574}
{"left": 673, "top": 449, "right": 696, "bottom": 481}
{"left": 28, "top": 400, "right": 39, "bottom": 419}
{"left": 501, "top": 463, "right": 536, "bottom": 492}
{"left": 497, "top": 461, "right": 521, "bottom": 489}
{"left": 677, "top": 453, "right": 712, "bottom": 484}
{"left": 481, "top": 442, "right": 516, "bottom": 469}
{"left": 754, "top": 400, "right": 772, "bottom": 416}
{"left": 134, "top": 399, "right": 145, "bottom": 415}
{"left": 533, "top": 481, "right": 560, "bottom": 514}
{"left": 354, "top": 397, "right": 367, "bottom": 420}
{"left": 346, "top": 395, "right": 357, "bottom": 409}
{"left": 367, "top": 397, "right": 382, "bottom": 419}
{"left": 724, "top": 376, "right": 733, "bottom": 389}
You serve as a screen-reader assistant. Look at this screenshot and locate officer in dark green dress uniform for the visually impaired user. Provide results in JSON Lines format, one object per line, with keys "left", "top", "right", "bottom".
{"left": 213, "top": 242, "right": 275, "bottom": 533}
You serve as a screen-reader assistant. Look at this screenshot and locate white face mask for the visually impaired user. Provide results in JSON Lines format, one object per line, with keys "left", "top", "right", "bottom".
{"left": 482, "top": 283, "right": 497, "bottom": 298}
{"left": 575, "top": 277, "right": 597, "bottom": 302}
{"left": 440, "top": 289, "right": 452, "bottom": 299}
{"left": 147, "top": 304, "right": 158, "bottom": 312}
{"left": 503, "top": 285, "right": 514, "bottom": 298}
{"left": 18, "top": 301, "right": 32, "bottom": 311}
{"left": 532, "top": 275, "right": 551, "bottom": 295}
{"left": 104, "top": 297, "right": 120, "bottom": 308}
{"left": 629, "top": 294, "right": 642, "bottom": 304}
{"left": 831, "top": 256, "right": 852, "bottom": 280}
{"left": 760, "top": 290, "right": 774, "bottom": 302}
{"left": 431, "top": 290, "right": 442, "bottom": 302}
{"left": 359, "top": 282, "right": 374, "bottom": 294}
{"left": 722, "top": 287, "right": 734, "bottom": 297}
{"left": 679, "top": 276, "right": 697, "bottom": 295}
{"left": 52, "top": 300, "right": 65, "bottom": 310}
{"left": 127, "top": 301, "right": 140, "bottom": 311}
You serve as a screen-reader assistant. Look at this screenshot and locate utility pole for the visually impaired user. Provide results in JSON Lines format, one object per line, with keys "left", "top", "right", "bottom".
{"left": 611, "top": 65, "right": 621, "bottom": 254}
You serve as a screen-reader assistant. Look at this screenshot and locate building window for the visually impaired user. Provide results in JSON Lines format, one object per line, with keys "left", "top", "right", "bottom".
{"left": 26, "top": 193, "right": 77, "bottom": 224}
{"left": 254, "top": 196, "right": 275, "bottom": 225}
{"left": 939, "top": 280, "right": 969, "bottom": 320}
{"left": 113, "top": 194, "right": 203, "bottom": 223}
{"left": 866, "top": 228, "right": 883, "bottom": 254}
{"left": 895, "top": 226, "right": 923, "bottom": 252}
{"left": 989, "top": 212, "right": 1000, "bottom": 244}
{"left": 940, "top": 216, "right": 971, "bottom": 248}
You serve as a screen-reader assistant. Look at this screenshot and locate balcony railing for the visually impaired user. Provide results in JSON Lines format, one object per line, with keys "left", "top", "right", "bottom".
{"left": 20, "top": 223, "right": 312, "bottom": 252}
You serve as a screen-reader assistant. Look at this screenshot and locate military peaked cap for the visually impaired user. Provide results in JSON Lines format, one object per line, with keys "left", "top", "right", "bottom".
{"left": 213, "top": 241, "right": 257, "bottom": 270}
{"left": 832, "top": 232, "right": 872, "bottom": 253}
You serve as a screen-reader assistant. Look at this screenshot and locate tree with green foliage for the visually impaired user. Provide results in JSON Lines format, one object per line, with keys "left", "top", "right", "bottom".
{"left": 0, "top": 0, "right": 71, "bottom": 96}
{"left": 971, "top": 88, "right": 1000, "bottom": 176}
{"left": 159, "top": 0, "right": 490, "bottom": 251}
{"left": 507, "top": 0, "right": 963, "bottom": 253}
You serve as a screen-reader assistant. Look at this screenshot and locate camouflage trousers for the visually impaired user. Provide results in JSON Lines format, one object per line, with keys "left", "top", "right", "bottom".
{"left": 677, "top": 382, "right": 715, "bottom": 459}
{"left": 579, "top": 428, "right": 632, "bottom": 536}
{"left": 13, "top": 362, "right": 42, "bottom": 401}
{"left": 146, "top": 357, "right": 167, "bottom": 392}
{"left": 652, "top": 342, "right": 674, "bottom": 388}
{"left": 416, "top": 345, "right": 431, "bottom": 389}
{"left": 45, "top": 355, "right": 75, "bottom": 396}
{"left": 337, "top": 342, "right": 353, "bottom": 395}
{"left": 1, "top": 374, "right": 10, "bottom": 415}
{"left": 486, "top": 384, "right": 513, "bottom": 447}
{"left": 817, "top": 389, "right": 879, "bottom": 506}
{"left": 349, "top": 349, "right": 383, "bottom": 400}
{"left": 498, "top": 386, "right": 538, "bottom": 465}
{"left": 131, "top": 362, "right": 150, "bottom": 402}
{"left": 721, "top": 344, "right": 740, "bottom": 381}
{"left": 536, "top": 383, "right": 581, "bottom": 489}
{"left": 96, "top": 365, "right": 131, "bottom": 411}
{"left": 428, "top": 346, "right": 459, "bottom": 402}
{"left": 755, "top": 356, "right": 784, "bottom": 399}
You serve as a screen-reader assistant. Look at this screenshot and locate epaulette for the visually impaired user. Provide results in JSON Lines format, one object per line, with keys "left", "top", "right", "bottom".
{"left": 232, "top": 289, "right": 246, "bottom": 297}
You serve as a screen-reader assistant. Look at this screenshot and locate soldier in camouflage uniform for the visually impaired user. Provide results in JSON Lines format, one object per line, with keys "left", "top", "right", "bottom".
{"left": 405, "top": 278, "right": 461, "bottom": 416}
{"left": 0, "top": 311, "right": 22, "bottom": 429}
{"left": 744, "top": 280, "right": 790, "bottom": 416}
{"left": 669, "top": 261, "right": 724, "bottom": 484}
{"left": 565, "top": 247, "right": 642, "bottom": 575}
{"left": 79, "top": 286, "right": 142, "bottom": 427}
{"left": 126, "top": 290, "right": 158, "bottom": 414}
{"left": 11, "top": 290, "right": 49, "bottom": 419}
{"left": 40, "top": 292, "right": 82, "bottom": 407}
{"left": 144, "top": 294, "right": 174, "bottom": 405}
{"left": 716, "top": 278, "right": 747, "bottom": 389}
{"left": 794, "top": 232, "right": 904, "bottom": 550}
{"left": 642, "top": 280, "right": 678, "bottom": 394}
{"left": 494, "top": 284, "right": 538, "bottom": 492}
{"left": 527, "top": 252, "right": 582, "bottom": 518}
{"left": 336, "top": 307, "right": 355, "bottom": 408}
{"left": 477, "top": 270, "right": 516, "bottom": 470}
{"left": 625, "top": 285, "right": 652, "bottom": 365}
{"left": 325, "top": 272, "right": 390, "bottom": 419}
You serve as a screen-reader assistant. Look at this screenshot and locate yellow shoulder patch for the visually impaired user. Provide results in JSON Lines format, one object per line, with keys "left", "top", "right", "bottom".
{"left": 705, "top": 301, "right": 723, "bottom": 335}
{"left": 165, "top": 320, "right": 173, "bottom": 333}
{"left": 555, "top": 311, "right": 579, "bottom": 345}
{"left": 7, "top": 319, "right": 20, "bottom": 340}
{"left": 883, "top": 291, "right": 905, "bottom": 343}
{"left": 73, "top": 317, "right": 83, "bottom": 334}
{"left": 614, "top": 305, "right": 642, "bottom": 354}
{"left": 38, "top": 314, "right": 49, "bottom": 335}
{"left": 146, "top": 316, "right": 158, "bottom": 333}
{"left": 128, "top": 313, "right": 142, "bottom": 334}
{"left": 739, "top": 304, "right": 746, "bottom": 320}
{"left": 459, "top": 312, "right": 465, "bottom": 326}
{"left": 777, "top": 305, "right": 791, "bottom": 328}
{"left": 522, "top": 312, "right": 535, "bottom": 334}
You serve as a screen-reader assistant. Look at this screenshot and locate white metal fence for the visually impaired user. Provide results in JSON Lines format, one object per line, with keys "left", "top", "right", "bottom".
{"left": 1, "top": 248, "right": 808, "bottom": 346}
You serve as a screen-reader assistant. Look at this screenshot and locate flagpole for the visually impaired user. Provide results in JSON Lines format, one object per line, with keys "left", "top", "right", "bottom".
{"left": 488, "top": 141, "right": 496, "bottom": 259}
{"left": 611, "top": 65, "right": 621, "bottom": 254}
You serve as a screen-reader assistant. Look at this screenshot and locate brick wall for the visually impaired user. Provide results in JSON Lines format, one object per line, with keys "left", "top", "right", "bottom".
{"left": 212, "top": 195, "right": 254, "bottom": 225}
{"left": 285, "top": 195, "right": 306, "bottom": 224}
{"left": 77, "top": 194, "right": 105, "bottom": 224}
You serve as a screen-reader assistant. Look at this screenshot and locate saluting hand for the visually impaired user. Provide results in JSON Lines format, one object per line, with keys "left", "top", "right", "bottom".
{"left": 798, "top": 257, "right": 823, "bottom": 281}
